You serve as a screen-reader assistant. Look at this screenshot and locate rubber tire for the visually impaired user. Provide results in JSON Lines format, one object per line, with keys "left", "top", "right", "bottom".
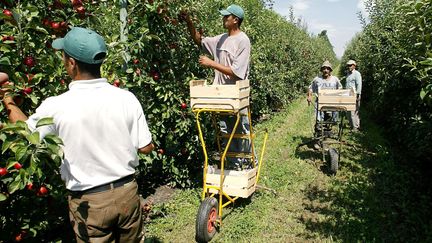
{"left": 329, "top": 148, "right": 339, "bottom": 175}
{"left": 195, "top": 197, "right": 218, "bottom": 242}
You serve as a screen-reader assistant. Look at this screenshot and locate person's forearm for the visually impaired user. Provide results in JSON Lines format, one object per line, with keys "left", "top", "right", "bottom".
{"left": 3, "top": 95, "right": 28, "bottom": 122}
{"left": 185, "top": 16, "right": 202, "bottom": 46}
{"left": 138, "top": 142, "right": 154, "bottom": 154}
{"left": 208, "top": 61, "right": 236, "bottom": 78}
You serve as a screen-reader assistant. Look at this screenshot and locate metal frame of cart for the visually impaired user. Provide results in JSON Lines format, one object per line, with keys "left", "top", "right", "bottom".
{"left": 314, "top": 87, "right": 357, "bottom": 174}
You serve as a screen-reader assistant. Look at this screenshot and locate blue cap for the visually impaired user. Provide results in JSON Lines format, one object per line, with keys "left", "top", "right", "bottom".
{"left": 219, "top": 4, "right": 245, "bottom": 19}
{"left": 52, "top": 27, "right": 107, "bottom": 64}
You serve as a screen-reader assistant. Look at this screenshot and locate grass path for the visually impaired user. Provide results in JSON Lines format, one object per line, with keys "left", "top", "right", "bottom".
{"left": 144, "top": 98, "right": 425, "bottom": 242}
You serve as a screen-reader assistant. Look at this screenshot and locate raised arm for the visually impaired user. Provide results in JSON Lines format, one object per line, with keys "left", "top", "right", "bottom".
{"left": 180, "top": 11, "right": 202, "bottom": 46}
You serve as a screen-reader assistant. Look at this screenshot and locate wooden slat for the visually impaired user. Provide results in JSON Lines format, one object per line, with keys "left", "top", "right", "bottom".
{"left": 206, "top": 168, "right": 257, "bottom": 187}
{"left": 206, "top": 173, "right": 256, "bottom": 188}
{"left": 190, "top": 97, "right": 249, "bottom": 111}
{"left": 208, "top": 185, "right": 255, "bottom": 198}
{"left": 318, "top": 104, "right": 356, "bottom": 111}
{"left": 190, "top": 85, "right": 250, "bottom": 99}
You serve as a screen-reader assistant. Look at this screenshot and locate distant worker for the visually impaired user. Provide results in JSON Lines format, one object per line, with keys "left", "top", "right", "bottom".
{"left": 182, "top": 4, "right": 253, "bottom": 169}
{"left": 307, "top": 60, "right": 342, "bottom": 121}
{"left": 345, "top": 60, "right": 362, "bottom": 132}
{"left": 307, "top": 60, "right": 342, "bottom": 149}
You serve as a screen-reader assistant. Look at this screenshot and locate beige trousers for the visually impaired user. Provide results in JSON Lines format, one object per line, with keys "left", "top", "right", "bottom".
{"left": 68, "top": 181, "right": 144, "bottom": 243}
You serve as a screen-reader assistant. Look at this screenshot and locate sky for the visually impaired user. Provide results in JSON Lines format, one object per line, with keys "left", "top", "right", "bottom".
{"left": 271, "top": 0, "right": 368, "bottom": 58}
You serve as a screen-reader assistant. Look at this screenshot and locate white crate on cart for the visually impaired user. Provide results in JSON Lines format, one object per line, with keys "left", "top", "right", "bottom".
{"left": 206, "top": 167, "right": 257, "bottom": 198}
{"left": 190, "top": 80, "right": 250, "bottom": 111}
{"left": 318, "top": 87, "right": 357, "bottom": 111}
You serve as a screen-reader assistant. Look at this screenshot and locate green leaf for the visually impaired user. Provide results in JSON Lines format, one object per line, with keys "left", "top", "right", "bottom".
{"left": 2, "top": 137, "right": 15, "bottom": 154}
{"left": 15, "top": 145, "right": 28, "bottom": 161}
{"left": 8, "top": 180, "right": 20, "bottom": 194}
{"left": 26, "top": 132, "right": 40, "bottom": 145}
{"left": 0, "top": 56, "right": 11, "bottom": 65}
{"left": 36, "top": 117, "right": 54, "bottom": 128}
{"left": 44, "top": 134, "right": 64, "bottom": 145}
{"left": 30, "top": 95, "right": 39, "bottom": 105}
{"left": 0, "top": 193, "right": 7, "bottom": 201}
{"left": 420, "top": 89, "right": 426, "bottom": 99}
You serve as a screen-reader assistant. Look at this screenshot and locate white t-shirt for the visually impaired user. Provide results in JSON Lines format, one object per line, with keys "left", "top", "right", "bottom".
{"left": 202, "top": 32, "right": 251, "bottom": 85}
{"left": 26, "top": 78, "right": 152, "bottom": 191}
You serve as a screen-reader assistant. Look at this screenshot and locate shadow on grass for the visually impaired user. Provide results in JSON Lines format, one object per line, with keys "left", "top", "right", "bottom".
{"left": 297, "top": 117, "right": 432, "bottom": 242}
{"left": 294, "top": 135, "right": 341, "bottom": 176}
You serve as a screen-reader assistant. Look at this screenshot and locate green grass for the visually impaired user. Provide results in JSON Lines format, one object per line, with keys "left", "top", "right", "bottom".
{"left": 143, "top": 98, "right": 432, "bottom": 242}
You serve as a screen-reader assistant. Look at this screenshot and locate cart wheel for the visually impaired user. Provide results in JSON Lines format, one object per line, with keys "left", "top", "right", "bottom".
{"left": 328, "top": 148, "right": 339, "bottom": 175}
{"left": 195, "top": 197, "right": 218, "bottom": 242}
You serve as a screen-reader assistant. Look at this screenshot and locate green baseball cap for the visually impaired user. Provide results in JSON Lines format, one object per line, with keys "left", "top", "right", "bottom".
{"left": 219, "top": 4, "right": 245, "bottom": 19}
{"left": 52, "top": 27, "right": 107, "bottom": 64}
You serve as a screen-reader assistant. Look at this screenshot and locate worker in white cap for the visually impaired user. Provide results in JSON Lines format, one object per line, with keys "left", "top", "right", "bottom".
{"left": 345, "top": 59, "right": 362, "bottom": 131}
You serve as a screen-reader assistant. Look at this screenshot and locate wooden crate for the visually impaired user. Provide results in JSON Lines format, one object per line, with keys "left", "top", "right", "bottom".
{"left": 318, "top": 87, "right": 357, "bottom": 111}
{"left": 190, "top": 80, "right": 250, "bottom": 111}
{"left": 206, "top": 167, "right": 257, "bottom": 198}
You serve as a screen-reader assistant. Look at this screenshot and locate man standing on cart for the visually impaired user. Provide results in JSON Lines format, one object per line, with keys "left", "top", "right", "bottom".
{"left": 345, "top": 60, "right": 362, "bottom": 132}
{"left": 307, "top": 61, "right": 342, "bottom": 148}
{"left": 182, "top": 4, "right": 252, "bottom": 170}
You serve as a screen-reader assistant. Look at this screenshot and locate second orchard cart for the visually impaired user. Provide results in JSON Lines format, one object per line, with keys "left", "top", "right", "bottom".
{"left": 314, "top": 87, "right": 357, "bottom": 174}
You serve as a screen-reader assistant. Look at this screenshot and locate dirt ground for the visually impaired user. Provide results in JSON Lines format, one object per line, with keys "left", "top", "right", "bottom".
{"left": 140, "top": 185, "right": 176, "bottom": 207}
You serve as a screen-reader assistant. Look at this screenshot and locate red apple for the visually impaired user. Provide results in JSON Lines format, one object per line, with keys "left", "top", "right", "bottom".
{"left": 23, "top": 56, "right": 35, "bottom": 67}
{"left": 14, "top": 232, "right": 24, "bottom": 242}
{"left": 3, "top": 9, "right": 12, "bottom": 17}
{"left": 71, "top": 0, "right": 83, "bottom": 7}
{"left": 26, "top": 183, "right": 34, "bottom": 190}
{"left": 133, "top": 59, "right": 139, "bottom": 64}
{"left": 60, "top": 21, "right": 68, "bottom": 29}
{"left": 113, "top": 79, "right": 121, "bottom": 87}
{"left": 51, "top": 21, "right": 60, "bottom": 29}
{"left": 0, "top": 167, "right": 7, "bottom": 176}
{"left": 157, "top": 148, "right": 164, "bottom": 155}
{"left": 2, "top": 35, "right": 14, "bottom": 42}
{"left": 42, "top": 18, "right": 51, "bottom": 26}
{"left": 23, "top": 87, "right": 33, "bottom": 95}
{"left": 180, "top": 102, "right": 187, "bottom": 110}
{"left": 152, "top": 72, "right": 160, "bottom": 81}
{"left": 13, "top": 162, "right": 22, "bottom": 170}
{"left": 60, "top": 79, "right": 66, "bottom": 85}
{"left": 75, "top": 6, "right": 85, "bottom": 15}
{"left": 37, "top": 186, "right": 48, "bottom": 196}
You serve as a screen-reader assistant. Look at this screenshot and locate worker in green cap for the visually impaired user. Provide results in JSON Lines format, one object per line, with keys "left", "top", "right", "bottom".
{"left": 181, "top": 4, "right": 253, "bottom": 170}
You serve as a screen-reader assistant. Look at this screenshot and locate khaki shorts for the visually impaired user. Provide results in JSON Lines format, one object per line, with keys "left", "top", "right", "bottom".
{"left": 68, "top": 181, "right": 144, "bottom": 243}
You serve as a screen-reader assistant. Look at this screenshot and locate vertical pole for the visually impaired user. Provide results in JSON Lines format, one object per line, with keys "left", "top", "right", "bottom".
{"left": 119, "top": 0, "right": 130, "bottom": 71}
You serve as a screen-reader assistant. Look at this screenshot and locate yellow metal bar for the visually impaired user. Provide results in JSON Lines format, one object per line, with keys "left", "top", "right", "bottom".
{"left": 255, "top": 129, "right": 269, "bottom": 185}
{"left": 248, "top": 108, "right": 257, "bottom": 168}
{"left": 195, "top": 110, "right": 209, "bottom": 200}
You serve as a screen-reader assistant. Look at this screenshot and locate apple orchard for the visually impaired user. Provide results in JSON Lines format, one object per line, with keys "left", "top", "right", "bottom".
{"left": 0, "top": 0, "right": 336, "bottom": 241}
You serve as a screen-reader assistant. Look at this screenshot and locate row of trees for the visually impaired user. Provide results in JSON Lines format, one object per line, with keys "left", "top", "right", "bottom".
{"left": 0, "top": 0, "right": 336, "bottom": 240}
{"left": 341, "top": 0, "right": 431, "bottom": 169}
{"left": 341, "top": 0, "right": 432, "bottom": 240}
